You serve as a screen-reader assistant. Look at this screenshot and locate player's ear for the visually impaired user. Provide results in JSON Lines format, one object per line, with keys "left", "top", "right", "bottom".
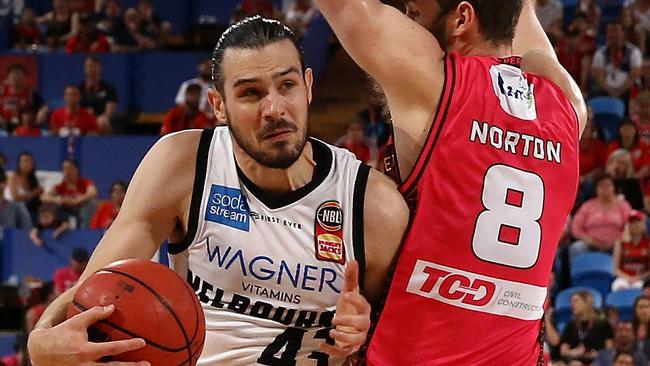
{"left": 207, "top": 88, "right": 227, "bottom": 123}
{"left": 304, "top": 68, "right": 314, "bottom": 105}
{"left": 451, "top": 1, "right": 477, "bottom": 37}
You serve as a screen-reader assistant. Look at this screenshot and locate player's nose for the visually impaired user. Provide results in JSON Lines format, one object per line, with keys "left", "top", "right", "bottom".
{"left": 260, "top": 89, "right": 286, "bottom": 121}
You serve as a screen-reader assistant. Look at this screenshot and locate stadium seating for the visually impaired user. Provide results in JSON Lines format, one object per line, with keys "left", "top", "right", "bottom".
{"left": 588, "top": 96, "right": 626, "bottom": 142}
{"left": 605, "top": 288, "right": 642, "bottom": 321}
{"left": 570, "top": 252, "right": 614, "bottom": 298}
{"left": 554, "top": 286, "right": 602, "bottom": 332}
{"left": 0, "top": 333, "right": 19, "bottom": 357}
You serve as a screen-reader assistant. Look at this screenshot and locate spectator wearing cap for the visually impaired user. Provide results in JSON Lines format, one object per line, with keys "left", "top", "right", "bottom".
{"left": 570, "top": 173, "right": 632, "bottom": 259}
{"left": 612, "top": 210, "right": 650, "bottom": 291}
{"left": 49, "top": 85, "right": 99, "bottom": 137}
{"left": 78, "top": 56, "right": 118, "bottom": 135}
{"left": 175, "top": 58, "right": 214, "bottom": 121}
{"left": 41, "top": 159, "right": 98, "bottom": 228}
{"left": 53, "top": 247, "right": 88, "bottom": 296}
{"left": 161, "top": 83, "right": 211, "bottom": 136}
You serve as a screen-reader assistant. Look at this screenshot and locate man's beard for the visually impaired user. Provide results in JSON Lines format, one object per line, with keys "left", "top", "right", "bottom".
{"left": 430, "top": 15, "right": 449, "bottom": 50}
{"left": 228, "top": 113, "right": 308, "bottom": 169}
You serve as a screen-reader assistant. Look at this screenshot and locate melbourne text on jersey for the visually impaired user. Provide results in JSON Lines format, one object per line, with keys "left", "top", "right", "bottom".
{"left": 469, "top": 120, "right": 562, "bottom": 164}
{"left": 189, "top": 269, "right": 335, "bottom": 329}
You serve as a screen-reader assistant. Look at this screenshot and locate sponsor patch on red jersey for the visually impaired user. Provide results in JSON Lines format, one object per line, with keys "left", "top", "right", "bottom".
{"left": 314, "top": 200, "right": 345, "bottom": 264}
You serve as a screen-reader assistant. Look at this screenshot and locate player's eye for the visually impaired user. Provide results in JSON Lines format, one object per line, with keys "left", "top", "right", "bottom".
{"left": 241, "top": 88, "right": 261, "bottom": 99}
{"left": 280, "top": 80, "right": 296, "bottom": 91}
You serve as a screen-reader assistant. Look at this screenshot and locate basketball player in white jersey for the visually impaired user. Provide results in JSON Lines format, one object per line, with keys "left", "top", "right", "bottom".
{"left": 27, "top": 17, "right": 409, "bottom": 366}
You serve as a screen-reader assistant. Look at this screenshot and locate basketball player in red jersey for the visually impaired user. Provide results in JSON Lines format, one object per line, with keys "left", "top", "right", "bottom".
{"left": 314, "top": 0, "right": 587, "bottom": 364}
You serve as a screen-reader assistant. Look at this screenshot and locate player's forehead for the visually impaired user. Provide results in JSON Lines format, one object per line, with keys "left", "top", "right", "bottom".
{"left": 221, "top": 40, "right": 302, "bottom": 88}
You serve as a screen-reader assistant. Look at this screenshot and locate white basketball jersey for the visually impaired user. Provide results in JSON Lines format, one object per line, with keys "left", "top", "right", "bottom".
{"left": 168, "top": 127, "right": 369, "bottom": 366}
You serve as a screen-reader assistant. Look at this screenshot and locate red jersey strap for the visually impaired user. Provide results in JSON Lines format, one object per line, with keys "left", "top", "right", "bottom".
{"left": 500, "top": 56, "right": 522, "bottom": 68}
{"left": 400, "top": 54, "right": 456, "bottom": 195}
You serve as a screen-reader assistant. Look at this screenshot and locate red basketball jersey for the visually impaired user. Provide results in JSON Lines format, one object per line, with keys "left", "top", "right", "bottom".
{"left": 368, "top": 52, "right": 579, "bottom": 365}
{"left": 620, "top": 238, "right": 650, "bottom": 276}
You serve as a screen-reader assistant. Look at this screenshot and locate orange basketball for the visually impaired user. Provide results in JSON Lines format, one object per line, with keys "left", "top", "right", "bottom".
{"left": 67, "top": 259, "right": 205, "bottom": 366}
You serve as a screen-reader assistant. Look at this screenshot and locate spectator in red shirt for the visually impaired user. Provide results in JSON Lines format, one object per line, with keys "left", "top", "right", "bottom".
{"left": 0, "top": 64, "right": 48, "bottom": 132}
{"left": 65, "top": 14, "right": 110, "bottom": 53}
{"left": 41, "top": 159, "right": 98, "bottom": 228}
{"left": 557, "top": 29, "right": 591, "bottom": 91}
{"left": 632, "top": 92, "right": 650, "bottom": 139}
{"left": 336, "top": 120, "right": 377, "bottom": 168}
{"left": 577, "top": 108, "right": 608, "bottom": 206}
{"left": 14, "top": 7, "right": 42, "bottom": 49}
{"left": 25, "top": 281, "right": 55, "bottom": 333}
{"left": 160, "top": 83, "right": 211, "bottom": 135}
{"left": 53, "top": 247, "right": 88, "bottom": 296}
{"left": 49, "top": 85, "right": 99, "bottom": 136}
{"left": 14, "top": 110, "right": 42, "bottom": 137}
{"left": 90, "top": 180, "right": 126, "bottom": 230}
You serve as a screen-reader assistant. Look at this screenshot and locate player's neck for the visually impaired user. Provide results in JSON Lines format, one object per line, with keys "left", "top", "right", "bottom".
{"left": 235, "top": 142, "right": 315, "bottom": 194}
{"left": 456, "top": 42, "right": 512, "bottom": 58}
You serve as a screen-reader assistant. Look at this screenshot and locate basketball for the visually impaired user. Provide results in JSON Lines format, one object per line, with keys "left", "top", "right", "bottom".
{"left": 66, "top": 259, "right": 205, "bottom": 366}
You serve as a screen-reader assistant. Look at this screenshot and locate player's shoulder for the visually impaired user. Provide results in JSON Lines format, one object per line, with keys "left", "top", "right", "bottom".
{"left": 147, "top": 129, "right": 208, "bottom": 170}
{"left": 521, "top": 51, "right": 587, "bottom": 129}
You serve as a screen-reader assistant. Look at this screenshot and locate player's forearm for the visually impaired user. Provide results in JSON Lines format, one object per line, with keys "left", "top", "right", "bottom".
{"left": 513, "top": 0, "right": 557, "bottom": 61}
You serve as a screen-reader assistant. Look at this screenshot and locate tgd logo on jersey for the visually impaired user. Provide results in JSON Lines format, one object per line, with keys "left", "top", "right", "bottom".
{"left": 407, "top": 260, "right": 496, "bottom": 306}
{"left": 406, "top": 260, "right": 547, "bottom": 321}
{"left": 205, "top": 185, "right": 250, "bottom": 232}
{"left": 314, "top": 200, "right": 345, "bottom": 264}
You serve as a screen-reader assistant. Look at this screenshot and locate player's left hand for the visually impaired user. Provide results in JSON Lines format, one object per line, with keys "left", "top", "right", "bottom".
{"left": 320, "top": 261, "right": 371, "bottom": 359}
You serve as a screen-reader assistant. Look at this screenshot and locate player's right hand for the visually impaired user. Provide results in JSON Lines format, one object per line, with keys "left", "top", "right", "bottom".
{"left": 28, "top": 305, "right": 150, "bottom": 366}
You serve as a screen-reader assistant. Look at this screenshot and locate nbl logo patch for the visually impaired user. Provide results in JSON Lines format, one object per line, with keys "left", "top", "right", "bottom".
{"left": 314, "top": 200, "right": 345, "bottom": 264}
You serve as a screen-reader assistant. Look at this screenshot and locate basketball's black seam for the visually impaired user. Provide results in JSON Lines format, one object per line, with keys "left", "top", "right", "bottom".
{"left": 72, "top": 300, "right": 190, "bottom": 353}
{"left": 178, "top": 270, "right": 204, "bottom": 361}
{"left": 176, "top": 340, "right": 204, "bottom": 366}
{"left": 99, "top": 268, "right": 194, "bottom": 362}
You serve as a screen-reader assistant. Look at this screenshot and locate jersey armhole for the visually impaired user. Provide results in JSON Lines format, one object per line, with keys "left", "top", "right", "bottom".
{"left": 399, "top": 54, "right": 457, "bottom": 195}
{"left": 168, "top": 128, "right": 214, "bottom": 255}
{"left": 352, "top": 163, "right": 370, "bottom": 290}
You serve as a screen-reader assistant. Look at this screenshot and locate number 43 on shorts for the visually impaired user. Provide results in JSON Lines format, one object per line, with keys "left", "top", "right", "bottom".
{"left": 472, "top": 164, "right": 545, "bottom": 269}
